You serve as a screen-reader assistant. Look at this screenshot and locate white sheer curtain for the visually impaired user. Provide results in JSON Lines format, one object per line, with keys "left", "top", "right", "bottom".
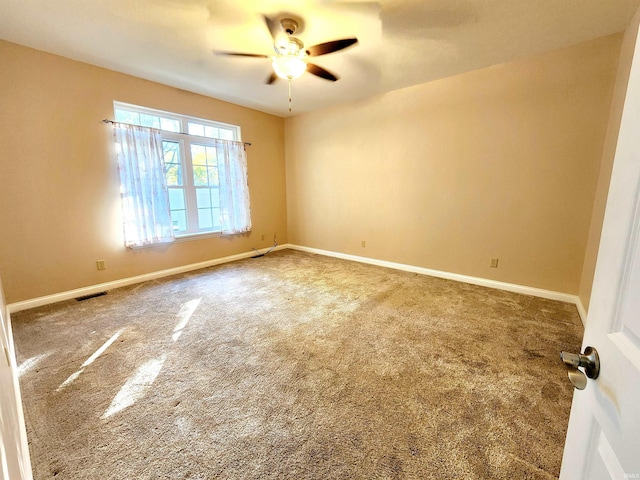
{"left": 216, "top": 140, "right": 252, "bottom": 234}
{"left": 113, "top": 123, "right": 175, "bottom": 248}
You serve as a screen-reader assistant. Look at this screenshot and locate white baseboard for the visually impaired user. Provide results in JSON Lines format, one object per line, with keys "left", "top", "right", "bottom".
{"left": 288, "top": 244, "right": 586, "bottom": 324}
{"left": 7, "top": 245, "right": 288, "bottom": 313}
{"left": 575, "top": 298, "right": 588, "bottom": 326}
{"left": 8, "top": 243, "right": 588, "bottom": 327}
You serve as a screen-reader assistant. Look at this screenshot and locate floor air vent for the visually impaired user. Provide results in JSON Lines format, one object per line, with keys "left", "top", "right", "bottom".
{"left": 75, "top": 292, "right": 107, "bottom": 302}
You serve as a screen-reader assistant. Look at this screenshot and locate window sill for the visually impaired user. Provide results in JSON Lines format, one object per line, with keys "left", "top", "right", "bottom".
{"left": 174, "top": 231, "right": 222, "bottom": 243}
{"left": 127, "top": 229, "right": 249, "bottom": 249}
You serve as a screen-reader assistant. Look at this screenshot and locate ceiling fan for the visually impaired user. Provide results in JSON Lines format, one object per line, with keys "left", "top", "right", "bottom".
{"left": 214, "top": 15, "right": 358, "bottom": 86}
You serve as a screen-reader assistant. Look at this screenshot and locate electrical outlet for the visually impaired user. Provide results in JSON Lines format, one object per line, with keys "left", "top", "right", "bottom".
{"left": 490, "top": 258, "right": 499, "bottom": 268}
{"left": 96, "top": 260, "right": 106, "bottom": 270}
{"left": 361, "top": 240, "right": 366, "bottom": 248}
{"left": 261, "top": 234, "right": 265, "bottom": 241}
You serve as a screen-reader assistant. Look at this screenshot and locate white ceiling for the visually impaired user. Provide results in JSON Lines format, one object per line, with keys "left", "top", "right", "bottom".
{"left": 1, "top": 0, "right": 639, "bottom": 117}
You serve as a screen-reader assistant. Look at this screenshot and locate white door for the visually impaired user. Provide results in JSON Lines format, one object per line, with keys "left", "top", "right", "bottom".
{"left": 0, "top": 277, "right": 33, "bottom": 480}
{"left": 559, "top": 17, "right": 640, "bottom": 480}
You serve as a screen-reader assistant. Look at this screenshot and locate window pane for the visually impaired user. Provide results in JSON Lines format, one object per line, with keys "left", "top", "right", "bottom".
{"left": 192, "top": 165, "right": 207, "bottom": 186}
{"left": 219, "top": 128, "right": 234, "bottom": 140}
{"left": 115, "top": 109, "right": 140, "bottom": 125}
{"left": 196, "top": 188, "right": 211, "bottom": 208}
{"left": 188, "top": 123, "right": 204, "bottom": 136}
{"left": 191, "top": 144, "right": 206, "bottom": 165}
{"left": 204, "top": 126, "right": 219, "bottom": 138}
{"left": 140, "top": 113, "right": 160, "bottom": 129}
{"left": 191, "top": 144, "right": 218, "bottom": 187}
{"left": 210, "top": 187, "right": 220, "bottom": 207}
{"left": 208, "top": 166, "right": 218, "bottom": 185}
{"left": 198, "top": 208, "right": 213, "bottom": 229}
{"left": 171, "top": 210, "right": 187, "bottom": 232}
{"left": 211, "top": 207, "right": 221, "bottom": 229}
{"left": 168, "top": 188, "right": 185, "bottom": 210}
{"left": 165, "top": 165, "right": 182, "bottom": 186}
{"left": 163, "top": 141, "right": 182, "bottom": 186}
{"left": 160, "top": 118, "right": 180, "bottom": 132}
{"left": 163, "top": 141, "right": 180, "bottom": 163}
{"left": 205, "top": 145, "right": 217, "bottom": 164}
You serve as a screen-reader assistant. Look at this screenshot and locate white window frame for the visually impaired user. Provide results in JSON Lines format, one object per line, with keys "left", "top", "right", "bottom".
{"left": 113, "top": 102, "right": 242, "bottom": 239}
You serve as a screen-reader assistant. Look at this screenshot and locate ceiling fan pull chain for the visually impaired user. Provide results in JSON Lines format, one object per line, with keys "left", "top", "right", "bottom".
{"left": 288, "top": 77, "right": 293, "bottom": 112}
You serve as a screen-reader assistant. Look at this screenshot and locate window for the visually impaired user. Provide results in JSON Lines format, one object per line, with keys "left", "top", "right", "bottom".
{"left": 113, "top": 102, "right": 247, "bottom": 238}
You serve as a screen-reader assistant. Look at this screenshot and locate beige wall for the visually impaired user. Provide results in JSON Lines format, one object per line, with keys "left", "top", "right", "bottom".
{"left": 0, "top": 40, "right": 287, "bottom": 304}
{"left": 0, "top": 33, "right": 627, "bottom": 305}
{"left": 578, "top": 17, "right": 640, "bottom": 311}
{"left": 285, "top": 34, "right": 622, "bottom": 295}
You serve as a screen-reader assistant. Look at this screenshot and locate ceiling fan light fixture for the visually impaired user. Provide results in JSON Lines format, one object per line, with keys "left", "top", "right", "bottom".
{"left": 272, "top": 55, "right": 307, "bottom": 80}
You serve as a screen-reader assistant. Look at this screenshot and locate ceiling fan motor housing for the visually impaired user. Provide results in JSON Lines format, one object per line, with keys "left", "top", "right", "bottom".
{"left": 280, "top": 18, "right": 298, "bottom": 35}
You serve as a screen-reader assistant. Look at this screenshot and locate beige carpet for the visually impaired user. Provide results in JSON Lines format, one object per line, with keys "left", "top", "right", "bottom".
{"left": 12, "top": 250, "right": 583, "bottom": 479}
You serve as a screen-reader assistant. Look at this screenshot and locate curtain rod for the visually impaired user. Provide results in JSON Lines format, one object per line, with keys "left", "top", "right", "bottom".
{"left": 102, "top": 119, "right": 252, "bottom": 146}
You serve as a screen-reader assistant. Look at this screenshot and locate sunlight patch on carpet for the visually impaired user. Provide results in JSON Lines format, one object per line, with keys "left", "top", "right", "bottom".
{"left": 102, "top": 354, "right": 167, "bottom": 419}
{"left": 172, "top": 298, "right": 201, "bottom": 342}
{"left": 18, "top": 352, "right": 52, "bottom": 377}
{"left": 57, "top": 329, "right": 124, "bottom": 392}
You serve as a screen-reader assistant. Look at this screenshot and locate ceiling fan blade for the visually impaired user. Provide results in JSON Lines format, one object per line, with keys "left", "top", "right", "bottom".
{"left": 265, "top": 72, "right": 278, "bottom": 85}
{"left": 307, "top": 63, "right": 339, "bottom": 82}
{"left": 213, "top": 51, "right": 269, "bottom": 58}
{"left": 306, "top": 38, "right": 358, "bottom": 57}
{"left": 262, "top": 14, "right": 279, "bottom": 40}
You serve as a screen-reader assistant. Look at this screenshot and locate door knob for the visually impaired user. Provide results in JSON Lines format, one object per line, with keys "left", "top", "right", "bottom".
{"left": 560, "top": 346, "right": 600, "bottom": 390}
